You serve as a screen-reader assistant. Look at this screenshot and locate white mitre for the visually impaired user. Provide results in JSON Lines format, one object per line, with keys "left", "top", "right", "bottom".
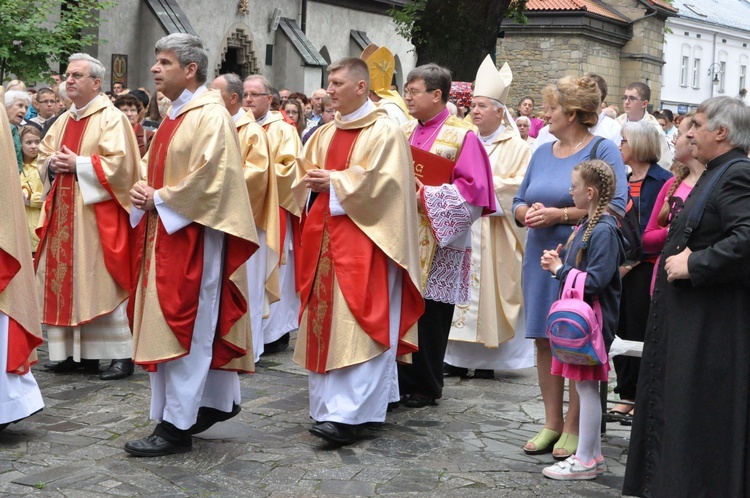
{"left": 473, "top": 55, "right": 512, "bottom": 105}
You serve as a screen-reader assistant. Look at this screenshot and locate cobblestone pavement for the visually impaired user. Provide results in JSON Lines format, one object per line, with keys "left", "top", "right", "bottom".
{"left": 1, "top": 335, "right": 632, "bottom": 497}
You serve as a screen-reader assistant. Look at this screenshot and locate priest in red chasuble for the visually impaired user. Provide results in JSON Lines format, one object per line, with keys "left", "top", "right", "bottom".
{"left": 36, "top": 54, "right": 140, "bottom": 380}
{"left": 125, "top": 34, "right": 258, "bottom": 457}
{"left": 0, "top": 88, "right": 44, "bottom": 432}
{"left": 294, "top": 58, "right": 424, "bottom": 445}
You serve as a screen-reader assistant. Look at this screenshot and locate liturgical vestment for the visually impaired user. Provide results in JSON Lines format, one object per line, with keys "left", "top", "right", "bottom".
{"left": 0, "top": 87, "right": 44, "bottom": 427}
{"left": 129, "top": 88, "right": 258, "bottom": 430}
{"left": 293, "top": 101, "right": 424, "bottom": 424}
{"left": 445, "top": 124, "right": 534, "bottom": 371}
{"left": 36, "top": 93, "right": 140, "bottom": 363}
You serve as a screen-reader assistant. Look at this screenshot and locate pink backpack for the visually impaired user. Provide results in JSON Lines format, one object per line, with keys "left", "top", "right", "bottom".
{"left": 545, "top": 269, "right": 607, "bottom": 366}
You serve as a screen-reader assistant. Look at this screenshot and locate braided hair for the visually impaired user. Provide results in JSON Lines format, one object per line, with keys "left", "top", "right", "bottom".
{"left": 566, "top": 159, "right": 617, "bottom": 266}
{"left": 657, "top": 112, "right": 695, "bottom": 227}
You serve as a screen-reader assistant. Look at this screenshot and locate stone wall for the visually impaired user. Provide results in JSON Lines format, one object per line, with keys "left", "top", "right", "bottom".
{"left": 498, "top": 35, "right": 622, "bottom": 110}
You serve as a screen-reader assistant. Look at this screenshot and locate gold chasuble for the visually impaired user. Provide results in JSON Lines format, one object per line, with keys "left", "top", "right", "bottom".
{"left": 0, "top": 88, "right": 43, "bottom": 374}
{"left": 130, "top": 91, "right": 259, "bottom": 373}
{"left": 236, "top": 111, "right": 281, "bottom": 305}
{"left": 35, "top": 94, "right": 140, "bottom": 327}
{"left": 451, "top": 126, "right": 530, "bottom": 347}
{"left": 292, "top": 108, "right": 424, "bottom": 373}
{"left": 262, "top": 111, "right": 302, "bottom": 216}
{"left": 402, "top": 117, "right": 471, "bottom": 289}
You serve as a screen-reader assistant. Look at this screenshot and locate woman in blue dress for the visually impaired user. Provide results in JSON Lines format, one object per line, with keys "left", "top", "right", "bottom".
{"left": 512, "top": 75, "right": 627, "bottom": 460}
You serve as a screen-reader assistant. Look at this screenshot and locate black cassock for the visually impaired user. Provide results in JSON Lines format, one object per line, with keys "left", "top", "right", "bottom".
{"left": 623, "top": 149, "right": 750, "bottom": 497}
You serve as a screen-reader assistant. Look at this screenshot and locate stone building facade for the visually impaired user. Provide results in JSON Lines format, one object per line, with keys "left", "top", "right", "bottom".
{"left": 82, "top": 0, "right": 415, "bottom": 96}
{"left": 500, "top": 0, "right": 676, "bottom": 111}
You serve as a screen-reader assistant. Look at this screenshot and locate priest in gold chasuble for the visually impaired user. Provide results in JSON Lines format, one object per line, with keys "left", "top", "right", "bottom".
{"left": 212, "top": 73, "right": 280, "bottom": 364}
{"left": 0, "top": 87, "right": 44, "bottom": 431}
{"left": 36, "top": 54, "right": 140, "bottom": 380}
{"left": 444, "top": 57, "right": 534, "bottom": 378}
{"left": 243, "top": 75, "right": 302, "bottom": 355}
{"left": 294, "top": 58, "right": 423, "bottom": 445}
{"left": 124, "top": 35, "right": 258, "bottom": 457}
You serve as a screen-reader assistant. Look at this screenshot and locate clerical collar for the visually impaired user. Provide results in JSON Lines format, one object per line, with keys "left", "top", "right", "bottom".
{"left": 69, "top": 94, "right": 99, "bottom": 120}
{"left": 169, "top": 85, "right": 206, "bottom": 119}
{"left": 256, "top": 111, "right": 270, "bottom": 125}
{"left": 479, "top": 124, "right": 504, "bottom": 144}
{"left": 232, "top": 108, "right": 246, "bottom": 123}
{"left": 419, "top": 107, "right": 449, "bottom": 126}
{"left": 341, "top": 100, "right": 375, "bottom": 122}
{"left": 706, "top": 148, "right": 748, "bottom": 171}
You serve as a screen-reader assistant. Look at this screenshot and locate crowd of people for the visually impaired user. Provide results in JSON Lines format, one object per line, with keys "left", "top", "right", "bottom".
{"left": 2, "top": 31, "right": 750, "bottom": 497}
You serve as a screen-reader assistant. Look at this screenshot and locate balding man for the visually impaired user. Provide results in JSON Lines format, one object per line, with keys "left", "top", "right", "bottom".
{"left": 294, "top": 57, "right": 423, "bottom": 445}
{"left": 212, "top": 73, "right": 280, "bottom": 363}
{"left": 244, "top": 75, "right": 302, "bottom": 355}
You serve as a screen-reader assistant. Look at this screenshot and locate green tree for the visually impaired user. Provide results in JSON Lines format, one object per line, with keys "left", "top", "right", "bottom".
{"left": 0, "top": 0, "right": 115, "bottom": 84}
{"left": 390, "top": 0, "right": 527, "bottom": 81}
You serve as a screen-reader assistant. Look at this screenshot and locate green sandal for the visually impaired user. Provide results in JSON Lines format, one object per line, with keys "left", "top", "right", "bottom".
{"left": 523, "top": 428, "right": 561, "bottom": 455}
{"left": 552, "top": 432, "right": 579, "bottom": 460}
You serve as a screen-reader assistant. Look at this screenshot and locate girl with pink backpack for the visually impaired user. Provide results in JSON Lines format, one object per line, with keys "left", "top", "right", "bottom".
{"left": 540, "top": 159, "right": 625, "bottom": 480}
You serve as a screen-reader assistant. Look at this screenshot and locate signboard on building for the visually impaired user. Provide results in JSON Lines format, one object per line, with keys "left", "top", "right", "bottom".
{"left": 111, "top": 54, "right": 128, "bottom": 90}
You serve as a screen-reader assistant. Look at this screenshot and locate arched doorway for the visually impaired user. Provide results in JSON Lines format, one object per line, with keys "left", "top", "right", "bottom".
{"left": 215, "top": 23, "right": 260, "bottom": 79}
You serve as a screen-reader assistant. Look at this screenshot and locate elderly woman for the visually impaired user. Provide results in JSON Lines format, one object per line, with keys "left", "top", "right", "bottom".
{"left": 516, "top": 116, "right": 535, "bottom": 145}
{"left": 4, "top": 90, "right": 31, "bottom": 171}
{"left": 516, "top": 96, "right": 545, "bottom": 138}
{"left": 513, "top": 75, "right": 627, "bottom": 460}
{"left": 608, "top": 122, "right": 672, "bottom": 422}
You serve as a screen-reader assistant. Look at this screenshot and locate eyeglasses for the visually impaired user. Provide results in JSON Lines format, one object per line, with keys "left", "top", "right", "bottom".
{"left": 244, "top": 92, "right": 269, "bottom": 99}
{"left": 404, "top": 88, "right": 436, "bottom": 98}
{"left": 621, "top": 96, "right": 643, "bottom": 102}
{"left": 63, "top": 72, "right": 97, "bottom": 81}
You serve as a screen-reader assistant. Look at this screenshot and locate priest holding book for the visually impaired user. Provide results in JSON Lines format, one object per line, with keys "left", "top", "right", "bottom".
{"left": 398, "top": 64, "right": 496, "bottom": 408}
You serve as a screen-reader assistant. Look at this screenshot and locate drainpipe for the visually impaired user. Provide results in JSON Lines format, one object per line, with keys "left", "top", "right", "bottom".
{"left": 301, "top": 0, "right": 307, "bottom": 33}
{"left": 710, "top": 32, "right": 717, "bottom": 98}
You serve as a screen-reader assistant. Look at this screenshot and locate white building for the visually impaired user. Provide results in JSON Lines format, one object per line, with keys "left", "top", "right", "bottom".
{"left": 85, "top": 0, "right": 415, "bottom": 95}
{"left": 661, "top": 0, "right": 750, "bottom": 113}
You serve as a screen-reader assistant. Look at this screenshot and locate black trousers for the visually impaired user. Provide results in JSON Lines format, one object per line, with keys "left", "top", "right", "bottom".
{"left": 613, "top": 261, "right": 654, "bottom": 400}
{"left": 398, "top": 299, "right": 455, "bottom": 399}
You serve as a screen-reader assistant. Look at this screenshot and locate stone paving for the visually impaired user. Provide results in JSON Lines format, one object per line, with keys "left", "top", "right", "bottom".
{"left": 1, "top": 334, "right": 633, "bottom": 497}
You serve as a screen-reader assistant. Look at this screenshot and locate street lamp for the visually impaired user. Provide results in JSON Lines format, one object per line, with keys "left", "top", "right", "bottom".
{"left": 708, "top": 63, "right": 721, "bottom": 86}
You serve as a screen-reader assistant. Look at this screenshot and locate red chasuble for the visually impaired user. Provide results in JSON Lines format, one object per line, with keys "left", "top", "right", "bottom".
{"left": 36, "top": 117, "right": 131, "bottom": 326}
{"left": 130, "top": 115, "right": 256, "bottom": 371}
{"left": 0, "top": 249, "right": 42, "bottom": 374}
{"left": 298, "top": 128, "right": 410, "bottom": 373}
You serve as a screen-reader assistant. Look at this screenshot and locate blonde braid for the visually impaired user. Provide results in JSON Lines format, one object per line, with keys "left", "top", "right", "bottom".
{"left": 574, "top": 160, "right": 616, "bottom": 265}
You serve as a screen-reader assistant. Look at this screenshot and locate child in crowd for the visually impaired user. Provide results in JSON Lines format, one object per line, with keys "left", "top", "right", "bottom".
{"left": 19, "top": 126, "right": 43, "bottom": 255}
{"left": 540, "top": 159, "right": 625, "bottom": 480}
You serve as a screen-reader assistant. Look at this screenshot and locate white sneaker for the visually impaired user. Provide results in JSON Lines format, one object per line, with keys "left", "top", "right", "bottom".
{"left": 543, "top": 456, "right": 598, "bottom": 480}
{"left": 595, "top": 455, "right": 607, "bottom": 475}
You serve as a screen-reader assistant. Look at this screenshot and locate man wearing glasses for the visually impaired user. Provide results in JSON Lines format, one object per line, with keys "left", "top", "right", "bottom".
{"left": 398, "top": 64, "right": 496, "bottom": 408}
{"left": 617, "top": 81, "right": 673, "bottom": 169}
{"left": 36, "top": 54, "right": 140, "bottom": 380}
{"left": 27, "top": 88, "right": 57, "bottom": 134}
{"left": 243, "top": 75, "right": 302, "bottom": 357}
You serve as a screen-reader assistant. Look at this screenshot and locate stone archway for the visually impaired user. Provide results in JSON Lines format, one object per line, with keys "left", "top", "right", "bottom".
{"left": 215, "top": 22, "right": 260, "bottom": 79}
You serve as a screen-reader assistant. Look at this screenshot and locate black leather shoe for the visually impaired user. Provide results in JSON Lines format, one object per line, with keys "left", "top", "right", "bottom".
{"left": 403, "top": 395, "right": 438, "bottom": 408}
{"left": 123, "top": 434, "right": 192, "bottom": 457}
{"left": 262, "top": 333, "right": 290, "bottom": 355}
{"left": 309, "top": 421, "right": 361, "bottom": 445}
{"left": 443, "top": 363, "right": 469, "bottom": 378}
{"left": 0, "top": 423, "right": 8, "bottom": 432}
{"left": 99, "top": 359, "right": 134, "bottom": 380}
{"left": 45, "top": 357, "right": 99, "bottom": 373}
{"left": 387, "top": 401, "right": 400, "bottom": 412}
{"left": 188, "top": 403, "right": 241, "bottom": 435}
{"left": 473, "top": 369, "right": 495, "bottom": 379}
